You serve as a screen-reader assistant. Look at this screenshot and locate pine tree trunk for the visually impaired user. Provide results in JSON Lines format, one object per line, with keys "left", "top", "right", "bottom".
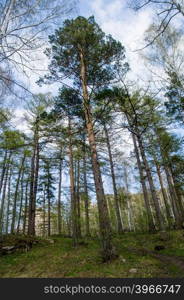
{"left": 5, "top": 166, "right": 12, "bottom": 234}
{"left": 123, "top": 163, "right": 135, "bottom": 232}
{"left": 57, "top": 155, "right": 63, "bottom": 235}
{"left": 11, "top": 154, "right": 26, "bottom": 234}
{"left": 0, "top": 150, "right": 8, "bottom": 196}
{"left": 169, "top": 166, "right": 184, "bottom": 218}
{"left": 43, "top": 187, "right": 46, "bottom": 237}
{"left": 104, "top": 124, "right": 124, "bottom": 234}
{"left": 17, "top": 172, "right": 24, "bottom": 233}
{"left": 164, "top": 166, "right": 183, "bottom": 228}
{"left": 23, "top": 177, "right": 29, "bottom": 235}
{"left": 0, "top": 161, "right": 9, "bottom": 234}
{"left": 136, "top": 134, "right": 165, "bottom": 231}
{"left": 33, "top": 138, "right": 39, "bottom": 215}
{"left": 131, "top": 133, "right": 155, "bottom": 232}
{"left": 154, "top": 160, "right": 173, "bottom": 228}
{"left": 68, "top": 117, "right": 78, "bottom": 246}
{"left": 76, "top": 159, "right": 82, "bottom": 238}
{"left": 83, "top": 144, "right": 90, "bottom": 237}
{"left": 28, "top": 120, "right": 39, "bottom": 236}
{"left": 79, "top": 48, "right": 116, "bottom": 261}
{"left": 154, "top": 129, "right": 183, "bottom": 228}
{"left": 47, "top": 173, "right": 51, "bottom": 237}
{"left": 28, "top": 147, "right": 36, "bottom": 235}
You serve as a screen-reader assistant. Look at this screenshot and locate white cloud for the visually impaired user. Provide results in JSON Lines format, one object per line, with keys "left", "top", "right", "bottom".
{"left": 15, "top": 1, "right": 154, "bottom": 97}
{"left": 87, "top": 0, "right": 154, "bottom": 81}
{"left": 11, "top": 108, "right": 30, "bottom": 134}
{"left": 91, "top": 0, "right": 126, "bottom": 20}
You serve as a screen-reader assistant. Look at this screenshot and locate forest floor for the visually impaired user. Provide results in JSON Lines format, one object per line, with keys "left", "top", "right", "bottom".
{"left": 0, "top": 230, "right": 184, "bottom": 278}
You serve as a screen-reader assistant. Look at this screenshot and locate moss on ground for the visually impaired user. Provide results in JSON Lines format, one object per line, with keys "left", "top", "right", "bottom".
{"left": 0, "top": 230, "right": 184, "bottom": 278}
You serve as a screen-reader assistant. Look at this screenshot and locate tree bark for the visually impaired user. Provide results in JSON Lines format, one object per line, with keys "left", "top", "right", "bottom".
{"left": 28, "top": 146, "right": 36, "bottom": 235}
{"left": 57, "top": 154, "right": 63, "bottom": 235}
{"left": 131, "top": 133, "right": 156, "bottom": 232}
{"left": 79, "top": 48, "right": 116, "bottom": 261}
{"left": 164, "top": 165, "right": 183, "bottom": 228}
{"left": 43, "top": 187, "right": 46, "bottom": 237}
{"left": 17, "top": 171, "right": 24, "bottom": 233}
{"left": 123, "top": 163, "right": 135, "bottom": 232}
{"left": 83, "top": 143, "right": 90, "bottom": 237}
{"left": 154, "top": 128, "right": 183, "bottom": 228}
{"left": 5, "top": 166, "right": 12, "bottom": 234}
{"left": 76, "top": 159, "right": 82, "bottom": 238}
{"left": 28, "top": 119, "right": 39, "bottom": 235}
{"left": 169, "top": 166, "right": 184, "bottom": 219}
{"left": 11, "top": 154, "right": 26, "bottom": 233}
{"left": 47, "top": 169, "right": 51, "bottom": 237}
{"left": 136, "top": 134, "right": 165, "bottom": 231}
{"left": 68, "top": 117, "right": 78, "bottom": 246}
{"left": 0, "top": 150, "right": 8, "bottom": 196}
{"left": 104, "top": 124, "right": 124, "bottom": 234}
{"left": 23, "top": 177, "right": 29, "bottom": 235}
{"left": 154, "top": 159, "right": 173, "bottom": 228}
{"left": 0, "top": 160, "right": 9, "bottom": 234}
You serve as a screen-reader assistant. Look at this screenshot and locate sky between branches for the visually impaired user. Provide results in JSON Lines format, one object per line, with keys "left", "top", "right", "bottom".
{"left": 13, "top": 0, "right": 152, "bottom": 127}
{"left": 10, "top": 0, "right": 180, "bottom": 198}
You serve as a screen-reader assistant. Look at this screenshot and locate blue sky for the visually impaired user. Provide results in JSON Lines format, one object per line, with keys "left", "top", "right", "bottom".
{"left": 13, "top": 0, "right": 154, "bottom": 142}
{"left": 12, "top": 0, "right": 153, "bottom": 104}
{"left": 76, "top": 0, "right": 153, "bottom": 78}
{"left": 12, "top": 1, "right": 184, "bottom": 198}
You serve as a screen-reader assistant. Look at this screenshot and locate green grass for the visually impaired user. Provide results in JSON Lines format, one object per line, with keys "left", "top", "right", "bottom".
{"left": 0, "top": 231, "right": 184, "bottom": 278}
